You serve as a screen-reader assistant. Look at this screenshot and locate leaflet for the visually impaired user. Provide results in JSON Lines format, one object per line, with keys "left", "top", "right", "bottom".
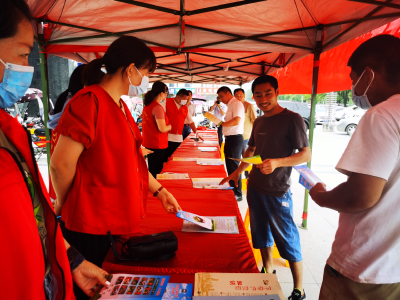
{"left": 191, "top": 178, "right": 233, "bottom": 190}
{"left": 201, "top": 141, "right": 218, "bottom": 144}
{"left": 163, "top": 283, "right": 193, "bottom": 300}
{"left": 198, "top": 147, "right": 218, "bottom": 152}
{"left": 204, "top": 112, "right": 223, "bottom": 126}
{"left": 91, "top": 274, "right": 170, "bottom": 300}
{"left": 182, "top": 216, "right": 239, "bottom": 234}
{"left": 196, "top": 158, "right": 224, "bottom": 166}
{"left": 293, "top": 165, "right": 329, "bottom": 190}
{"left": 156, "top": 173, "right": 190, "bottom": 180}
{"left": 228, "top": 155, "right": 263, "bottom": 165}
{"left": 172, "top": 157, "right": 197, "bottom": 161}
{"left": 177, "top": 211, "right": 214, "bottom": 231}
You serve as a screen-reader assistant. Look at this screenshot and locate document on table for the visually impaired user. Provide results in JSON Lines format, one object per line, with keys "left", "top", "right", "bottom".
{"left": 203, "top": 112, "right": 223, "bottom": 126}
{"left": 172, "top": 157, "right": 197, "bottom": 161}
{"left": 201, "top": 140, "right": 218, "bottom": 144}
{"left": 192, "top": 178, "right": 233, "bottom": 189}
{"left": 156, "top": 173, "right": 190, "bottom": 180}
{"left": 293, "top": 165, "right": 331, "bottom": 190}
{"left": 196, "top": 158, "right": 224, "bottom": 165}
{"left": 182, "top": 216, "right": 239, "bottom": 234}
{"left": 228, "top": 155, "right": 263, "bottom": 165}
{"left": 201, "top": 135, "right": 215, "bottom": 137}
{"left": 198, "top": 147, "right": 218, "bottom": 152}
{"left": 177, "top": 211, "right": 214, "bottom": 231}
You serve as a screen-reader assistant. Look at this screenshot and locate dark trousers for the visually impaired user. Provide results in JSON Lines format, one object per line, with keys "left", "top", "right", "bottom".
{"left": 167, "top": 141, "right": 181, "bottom": 159}
{"left": 224, "top": 134, "right": 243, "bottom": 197}
{"left": 182, "top": 124, "right": 192, "bottom": 140}
{"left": 217, "top": 126, "right": 223, "bottom": 147}
{"left": 60, "top": 221, "right": 119, "bottom": 300}
{"left": 147, "top": 148, "right": 167, "bottom": 178}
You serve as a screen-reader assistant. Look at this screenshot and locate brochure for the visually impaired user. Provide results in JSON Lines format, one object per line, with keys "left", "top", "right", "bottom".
{"left": 293, "top": 165, "right": 327, "bottom": 190}
{"left": 191, "top": 178, "right": 233, "bottom": 190}
{"left": 172, "top": 157, "right": 197, "bottom": 161}
{"left": 194, "top": 273, "right": 284, "bottom": 299}
{"left": 196, "top": 158, "right": 224, "bottom": 166}
{"left": 163, "top": 283, "right": 193, "bottom": 300}
{"left": 177, "top": 211, "right": 215, "bottom": 231}
{"left": 182, "top": 216, "right": 239, "bottom": 234}
{"left": 201, "top": 135, "right": 215, "bottom": 137}
{"left": 204, "top": 112, "right": 223, "bottom": 126}
{"left": 201, "top": 141, "right": 218, "bottom": 144}
{"left": 228, "top": 155, "right": 263, "bottom": 165}
{"left": 194, "top": 296, "right": 281, "bottom": 300}
{"left": 198, "top": 147, "right": 218, "bottom": 152}
{"left": 91, "top": 274, "right": 170, "bottom": 300}
{"left": 156, "top": 173, "right": 190, "bottom": 180}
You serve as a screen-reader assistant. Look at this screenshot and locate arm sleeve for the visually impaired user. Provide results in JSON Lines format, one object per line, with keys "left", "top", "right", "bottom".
{"left": 234, "top": 101, "right": 245, "bottom": 119}
{"left": 336, "top": 112, "right": 398, "bottom": 180}
{"left": 152, "top": 105, "right": 165, "bottom": 120}
{"left": 185, "top": 111, "right": 193, "bottom": 124}
{"left": 56, "top": 93, "right": 98, "bottom": 150}
{"left": 289, "top": 114, "right": 310, "bottom": 150}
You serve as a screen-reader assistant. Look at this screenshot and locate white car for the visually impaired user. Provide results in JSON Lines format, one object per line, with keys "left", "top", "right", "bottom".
{"left": 336, "top": 106, "right": 366, "bottom": 121}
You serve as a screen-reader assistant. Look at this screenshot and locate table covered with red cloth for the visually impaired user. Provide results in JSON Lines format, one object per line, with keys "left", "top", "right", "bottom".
{"left": 102, "top": 131, "right": 258, "bottom": 283}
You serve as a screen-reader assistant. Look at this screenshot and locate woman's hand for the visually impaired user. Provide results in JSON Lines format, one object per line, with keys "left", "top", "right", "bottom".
{"left": 72, "top": 260, "right": 111, "bottom": 297}
{"left": 141, "top": 147, "right": 154, "bottom": 157}
{"left": 157, "top": 189, "right": 182, "bottom": 214}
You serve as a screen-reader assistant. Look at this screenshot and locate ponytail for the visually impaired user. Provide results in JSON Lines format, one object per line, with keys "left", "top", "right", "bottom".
{"left": 143, "top": 81, "right": 168, "bottom": 107}
{"left": 82, "top": 58, "right": 104, "bottom": 86}
{"left": 144, "top": 90, "right": 156, "bottom": 106}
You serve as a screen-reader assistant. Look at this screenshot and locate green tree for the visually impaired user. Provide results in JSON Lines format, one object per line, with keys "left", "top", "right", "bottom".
{"left": 337, "top": 90, "right": 353, "bottom": 107}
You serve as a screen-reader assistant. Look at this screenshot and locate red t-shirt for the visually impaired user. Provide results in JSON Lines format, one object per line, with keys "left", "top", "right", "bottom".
{"left": 56, "top": 85, "right": 148, "bottom": 235}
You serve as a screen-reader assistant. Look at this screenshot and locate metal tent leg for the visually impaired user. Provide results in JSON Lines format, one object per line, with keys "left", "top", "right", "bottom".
{"left": 301, "top": 28, "right": 323, "bottom": 229}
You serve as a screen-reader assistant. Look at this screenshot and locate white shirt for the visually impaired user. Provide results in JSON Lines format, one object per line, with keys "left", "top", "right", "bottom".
{"left": 223, "top": 97, "right": 245, "bottom": 136}
{"left": 161, "top": 99, "right": 193, "bottom": 143}
{"left": 328, "top": 95, "right": 400, "bottom": 284}
{"left": 184, "top": 103, "right": 196, "bottom": 124}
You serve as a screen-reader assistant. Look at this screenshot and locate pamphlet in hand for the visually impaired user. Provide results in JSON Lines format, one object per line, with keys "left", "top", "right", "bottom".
{"left": 294, "top": 165, "right": 328, "bottom": 190}
{"left": 177, "top": 211, "right": 215, "bottom": 231}
{"left": 163, "top": 283, "right": 193, "bottom": 300}
{"left": 192, "top": 178, "right": 233, "bottom": 190}
{"left": 182, "top": 216, "right": 239, "bottom": 234}
{"left": 196, "top": 158, "right": 224, "bottom": 166}
{"left": 156, "top": 173, "right": 190, "bottom": 180}
{"left": 204, "top": 112, "right": 223, "bottom": 126}
{"left": 228, "top": 155, "right": 263, "bottom": 165}
{"left": 198, "top": 147, "right": 218, "bottom": 152}
{"left": 91, "top": 274, "right": 170, "bottom": 300}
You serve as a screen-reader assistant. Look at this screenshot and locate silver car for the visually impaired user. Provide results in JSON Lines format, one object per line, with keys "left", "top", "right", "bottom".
{"left": 336, "top": 116, "right": 362, "bottom": 135}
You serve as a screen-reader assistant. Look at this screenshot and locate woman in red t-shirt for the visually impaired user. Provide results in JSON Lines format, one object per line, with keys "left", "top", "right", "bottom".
{"left": 50, "top": 36, "right": 182, "bottom": 296}
{"left": 142, "top": 81, "right": 171, "bottom": 177}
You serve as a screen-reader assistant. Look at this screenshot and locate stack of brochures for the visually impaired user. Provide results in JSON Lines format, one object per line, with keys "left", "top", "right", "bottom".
{"left": 156, "top": 173, "right": 190, "bottom": 180}
{"left": 191, "top": 178, "right": 232, "bottom": 190}
{"left": 193, "top": 273, "right": 284, "bottom": 300}
{"left": 176, "top": 211, "right": 239, "bottom": 234}
{"left": 196, "top": 158, "right": 224, "bottom": 166}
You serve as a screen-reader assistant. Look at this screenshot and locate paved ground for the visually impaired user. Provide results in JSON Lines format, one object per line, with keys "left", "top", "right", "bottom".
{"left": 38, "top": 125, "right": 351, "bottom": 300}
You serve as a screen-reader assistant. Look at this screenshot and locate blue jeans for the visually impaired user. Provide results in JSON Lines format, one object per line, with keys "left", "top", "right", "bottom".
{"left": 247, "top": 184, "right": 302, "bottom": 262}
{"left": 242, "top": 139, "right": 249, "bottom": 157}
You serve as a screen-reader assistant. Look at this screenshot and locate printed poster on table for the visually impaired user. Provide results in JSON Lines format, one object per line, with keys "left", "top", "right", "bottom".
{"left": 194, "top": 273, "right": 284, "bottom": 300}
{"left": 163, "top": 283, "right": 193, "bottom": 300}
{"left": 182, "top": 216, "right": 239, "bottom": 234}
{"left": 176, "top": 211, "right": 214, "bottom": 231}
{"left": 93, "top": 274, "right": 170, "bottom": 299}
{"left": 191, "top": 178, "right": 232, "bottom": 190}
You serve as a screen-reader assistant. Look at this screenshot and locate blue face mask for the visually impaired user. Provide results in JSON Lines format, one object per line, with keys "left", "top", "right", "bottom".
{"left": 127, "top": 66, "right": 149, "bottom": 97}
{"left": 0, "top": 59, "right": 34, "bottom": 109}
{"left": 351, "top": 69, "right": 374, "bottom": 110}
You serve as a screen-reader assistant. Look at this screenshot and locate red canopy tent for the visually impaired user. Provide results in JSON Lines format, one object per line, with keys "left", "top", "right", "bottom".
{"left": 271, "top": 17, "right": 400, "bottom": 94}
{"left": 27, "top": 0, "right": 400, "bottom": 228}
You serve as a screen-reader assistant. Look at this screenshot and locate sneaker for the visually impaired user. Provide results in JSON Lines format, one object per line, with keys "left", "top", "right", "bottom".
{"left": 260, "top": 267, "right": 276, "bottom": 274}
{"left": 288, "top": 289, "right": 306, "bottom": 300}
{"left": 235, "top": 196, "right": 242, "bottom": 202}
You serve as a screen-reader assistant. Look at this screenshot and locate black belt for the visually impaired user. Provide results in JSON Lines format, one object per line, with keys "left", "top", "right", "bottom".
{"left": 184, "top": 124, "right": 190, "bottom": 126}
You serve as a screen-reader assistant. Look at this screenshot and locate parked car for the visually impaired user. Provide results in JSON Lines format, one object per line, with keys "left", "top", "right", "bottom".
{"left": 315, "top": 105, "right": 328, "bottom": 125}
{"left": 336, "top": 115, "right": 364, "bottom": 135}
{"left": 278, "top": 100, "right": 314, "bottom": 129}
{"left": 335, "top": 105, "right": 365, "bottom": 120}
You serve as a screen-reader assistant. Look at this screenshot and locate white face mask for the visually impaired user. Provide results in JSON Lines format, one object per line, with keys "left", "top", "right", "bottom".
{"left": 180, "top": 100, "right": 187, "bottom": 105}
{"left": 351, "top": 69, "right": 374, "bottom": 110}
{"left": 127, "top": 66, "right": 149, "bottom": 97}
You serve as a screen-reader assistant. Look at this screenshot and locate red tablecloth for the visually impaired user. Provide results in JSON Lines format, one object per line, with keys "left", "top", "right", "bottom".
{"left": 102, "top": 131, "right": 258, "bottom": 280}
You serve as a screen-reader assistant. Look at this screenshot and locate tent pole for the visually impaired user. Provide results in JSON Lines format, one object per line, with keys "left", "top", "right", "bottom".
{"left": 37, "top": 23, "right": 51, "bottom": 168}
{"left": 301, "top": 27, "right": 323, "bottom": 229}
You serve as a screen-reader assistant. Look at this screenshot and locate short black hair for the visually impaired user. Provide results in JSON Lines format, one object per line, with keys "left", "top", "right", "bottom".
{"left": 0, "top": 0, "right": 32, "bottom": 40}
{"left": 251, "top": 75, "right": 278, "bottom": 93}
{"left": 348, "top": 34, "right": 400, "bottom": 86}
{"left": 217, "top": 86, "right": 232, "bottom": 95}
{"left": 176, "top": 89, "right": 189, "bottom": 97}
{"left": 234, "top": 88, "right": 245, "bottom": 95}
